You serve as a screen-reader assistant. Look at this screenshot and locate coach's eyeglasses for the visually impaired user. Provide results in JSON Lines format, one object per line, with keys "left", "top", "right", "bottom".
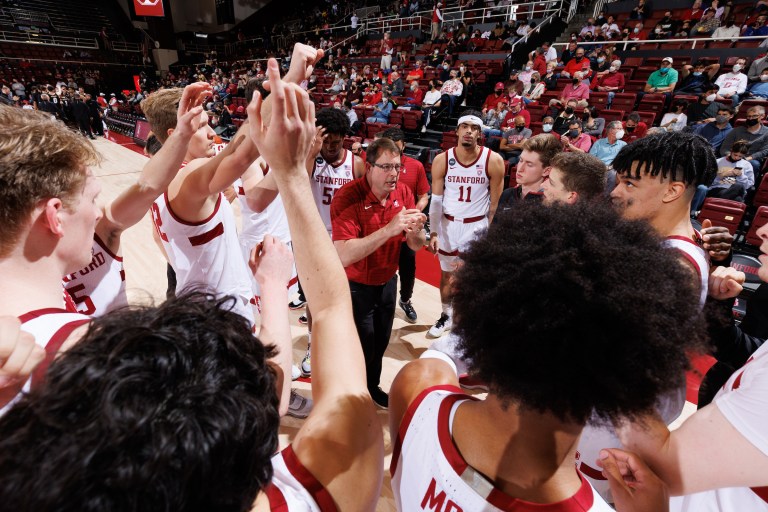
{"left": 372, "top": 162, "right": 403, "bottom": 172}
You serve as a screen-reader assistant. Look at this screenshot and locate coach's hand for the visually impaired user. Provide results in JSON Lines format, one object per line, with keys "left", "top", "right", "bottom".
{"left": 701, "top": 219, "right": 733, "bottom": 261}
{"left": 248, "top": 58, "right": 315, "bottom": 176}
{"left": 0, "top": 317, "right": 44, "bottom": 407}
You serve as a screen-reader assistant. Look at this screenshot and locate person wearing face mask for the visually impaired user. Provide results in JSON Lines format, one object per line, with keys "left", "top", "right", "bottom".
{"left": 660, "top": 100, "right": 689, "bottom": 132}
{"left": 562, "top": 47, "right": 591, "bottom": 80}
{"left": 404, "top": 80, "right": 424, "bottom": 110}
{"left": 686, "top": 86, "right": 726, "bottom": 125}
{"left": 592, "top": 59, "right": 625, "bottom": 108}
{"left": 691, "top": 8, "right": 720, "bottom": 36}
{"left": 522, "top": 72, "right": 545, "bottom": 104}
{"left": 629, "top": 0, "right": 649, "bottom": 20}
{"left": 720, "top": 106, "right": 768, "bottom": 174}
{"left": 500, "top": 98, "right": 530, "bottom": 131}
{"left": 621, "top": 112, "right": 648, "bottom": 143}
{"left": 519, "top": 61, "right": 535, "bottom": 87}
{"left": 590, "top": 51, "right": 610, "bottom": 73}
{"left": 497, "top": 116, "right": 532, "bottom": 164}
{"left": 589, "top": 120, "right": 627, "bottom": 168}
{"left": 748, "top": 54, "right": 768, "bottom": 84}
{"left": 642, "top": 57, "right": 678, "bottom": 107}
{"left": 676, "top": 60, "right": 720, "bottom": 95}
{"left": 692, "top": 106, "right": 734, "bottom": 153}
{"left": 552, "top": 100, "right": 579, "bottom": 135}
{"left": 481, "top": 100, "right": 509, "bottom": 140}
{"left": 703, "top": 140, "right": 755, "bottom": 205}
{"left": 541, "top": 115, "right": 555, "bottom": 135}
{"left": 715, "top": 61, "right": 748, "bottom": 105}
{"left": 456, "top": 62, "right": 473, "bottom": 107}
{"left": 601, "top": 15, "right": 621, "bottom": 38}
{"left": 712, "top": 17, "right": 740, "bottom": 40}
{"left": 627, "top": 22, "right": 647, "bottom": 41}
{"left": 559, "top": 71, "right": 591, "bottom": 104}
{"left": 543, "top": 64, "right": 559, "bottom": 91}
{"left": 560, "top": 120, "right": 592, "bottom": 153}
{"left": 438, "top": 70, "right": 463, "bottom": 116}
{"left": 560, "top": 42, "right": 578, "bottom": 66}
{"left": 748, "top": 68, "right": 768, "bottom": 98}
{"left": 420, "top": 80, "right": 442, "bottom": 131}
{"left": 581, "top": 106, "right": 605, "bottom": 137}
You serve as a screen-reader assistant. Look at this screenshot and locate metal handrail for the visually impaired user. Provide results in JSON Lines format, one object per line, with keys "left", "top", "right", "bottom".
{"left": 0, "top": 55, "right": 153, "bottom": 68}
{"left": 509, "top": 6, "right": 566, "bottom": 54}
{"left": 111, "top": 41, "right": 141, "bottom": 52}
{"left": 0, "top": 29, "right": 97, "bottom": 48}
{"left": 550, "top": 34, "right": 768, "bottom": 51}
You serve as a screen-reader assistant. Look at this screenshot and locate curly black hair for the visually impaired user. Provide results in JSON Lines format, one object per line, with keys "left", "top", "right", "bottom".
{"left": 612, "top": 131, "right": 717, "bottom": 188}
{"left": 316, "top": 106, "right": 350, "bottom": 137}
{"left": 453, "top": 201, "right": 706, "bottom": 424}
{"left": 0, "top": 292, "right": 279, "bottom": 512}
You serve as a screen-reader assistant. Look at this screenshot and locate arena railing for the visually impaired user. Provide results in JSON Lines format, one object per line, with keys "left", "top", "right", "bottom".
{"left": 550, "top": 34, "right": 767, "bottom": 51}
{"left": 111, "top": 41, "right": 142, "bottom": 52}
{"left": 508, "top": 4, "right": 571, "bottom": 55}
{"left": 0, "top": 29, "right": 97, "bottom": 49}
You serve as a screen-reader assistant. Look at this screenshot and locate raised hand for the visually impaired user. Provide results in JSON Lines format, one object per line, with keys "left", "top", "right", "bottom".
{"left": 701, "top": 218, "right": 734, "bottom": 261}
{"left": 249, "top": 234, "right": 295, "bottom": 287}
{"left": 174, "top": 82, "right": 211, "bottom": 140}
{"left": 285, "top": 43, "right": 325, "bottom": 85}
{"left": 598, "top": 448, "right": 669, "bottom": 512}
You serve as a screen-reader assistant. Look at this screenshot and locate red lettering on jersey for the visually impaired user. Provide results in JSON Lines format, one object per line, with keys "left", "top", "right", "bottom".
{"left": 421, "top": 478, "right": 463, "bottom": 512}
{"left": 188, "top": 222, "right": 224, "bottom": 246}
{"left": 66, "top": 283, "right": 97, "bottom": 316}
{"left": 150, "top": 203, "right": 169, "bottom": 242}
{"left": 79, "top": 251, "right": 106, "bottom": 276}
{"left": 751, "top": 486, "right": 768, "bottom": 504}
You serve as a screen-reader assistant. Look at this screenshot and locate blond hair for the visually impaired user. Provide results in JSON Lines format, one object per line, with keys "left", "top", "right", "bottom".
{"left": 141, "top": 88, "right": 183, "bottom": 143}
{"left": 521, "top": 133, "right": 563, "bottom": 168}
{"left": 0, "top": 105, "right": 99, "bottom": 258}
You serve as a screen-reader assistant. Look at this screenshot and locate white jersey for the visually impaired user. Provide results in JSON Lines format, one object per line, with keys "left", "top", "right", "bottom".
{"left": 151, "top": 190, "right": 254, "bottom": 325}
{"left": 310, "top": 149, "right": 355, "bottom": 234}
{"left": 663, "top": 233, "right": 709, "bottom": 307}
{"left": 391, "top": 386, "right": 613, "bottom": 512}
{"left": 266, "top": 444, "right": 337, "bottom": 511}
{"left": 442, "top": 147, "right": 492, "bottom": 221}
{"left": 63, "top": 234, "right": 127, "bottom": 317}
{"left": 234, "top": 178, "right": 298, "bottom": 312}
{"left": 670, "top": 342, "right": 768, "bottom": 512}
{"left": 0, "top": 306, "right": 90, "bottom": 416}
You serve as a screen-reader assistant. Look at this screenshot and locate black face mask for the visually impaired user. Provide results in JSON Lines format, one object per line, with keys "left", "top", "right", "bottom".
{"left": 582, "top": 112, "right": 591, "bottom": 121}
{"left": 746, "top": 118, "right": 760, "bottom": 127}
{"left": 515, "top": 125, "right": 525, "bottom": 131}
{"left": 565, "top": 107, "right": 574, "bottom": 115}
{"left": 572, "top": 78, "right": 580, "bottom": 85}
{"left": 575, "top": 56, "right": 584, "bottom": 61}
{"left": 626, "top": 125, "right": 636, "bottom": 132}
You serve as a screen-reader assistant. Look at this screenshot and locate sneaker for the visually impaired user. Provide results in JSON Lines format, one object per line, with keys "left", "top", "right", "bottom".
{"left": 427, "top": 313, "right": 452, "bottom": 338}
{"left": 301, "top": 349, "right": 311, "bottom": 377}
{"left": 289, "top": 298, "right": 306, "bottom": 310}
{"left": 459, "top": 373, "right": 489, "bottom": 392}
{"left": 291, "top": 364, "right": 301, "bottom": 381}
{"left": 287, "top": 390, "right": 313, "bottom": 419}
{"left": 298, "top": 314, "right": 308, "bottom": 325}
{"left": 399, "top": 299, "right": 418, "bottom": 323}
{"left": 370, "top": 387, "right": 389, "bottom": 409}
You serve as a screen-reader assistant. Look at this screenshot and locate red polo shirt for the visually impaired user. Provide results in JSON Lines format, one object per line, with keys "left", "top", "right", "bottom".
{"left": 398, "top": 155, "right": 430, "bottom": 199}
{"left": 331, "top": 177, "right": 415, "bottom": 285}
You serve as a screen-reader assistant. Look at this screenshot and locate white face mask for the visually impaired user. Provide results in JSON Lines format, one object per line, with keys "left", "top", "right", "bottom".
{"left": 542, "top": 123, "right": 553, "bottom": 132}
{"left": 525, "top": 66, "right": 532, "bottom": 71}
{"left": 733, "top": 64, "right": 742, "bottom": 73}
{"left": 706, "top": 94, "right": 716, "bottom": 102}
{"left": 615, "top": 129, "right": 625, "bottom": 140}
{"left": 460, "top": 67, "right": 465, "bottom": 72}
{"left": 634, "top": 27, "right": 640, "bottom": 33}
{"left": 762, "top": 74, "right": 768, "bottom": 81}
{"left": 609, "top": 66, "right": 618, "bottom": 72}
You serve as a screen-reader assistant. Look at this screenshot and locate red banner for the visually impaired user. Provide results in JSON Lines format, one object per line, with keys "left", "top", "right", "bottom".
{"left": 134, "top": 0, "right": 164, "bottom": 17}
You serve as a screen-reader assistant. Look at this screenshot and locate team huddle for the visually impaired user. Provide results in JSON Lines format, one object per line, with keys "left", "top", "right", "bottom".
{"left": 0, "top": 43, "right": 766, "bottom": 512}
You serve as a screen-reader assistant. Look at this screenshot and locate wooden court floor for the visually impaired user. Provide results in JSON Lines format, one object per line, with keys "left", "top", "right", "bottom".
{"left": 93, "top": 137, "right": 695, "bottom": 511}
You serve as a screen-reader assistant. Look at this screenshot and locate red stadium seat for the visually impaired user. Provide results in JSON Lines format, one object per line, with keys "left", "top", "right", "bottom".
{"left": 697, "top": 198, "right": 746, "bottom": 235}
{"left": 390, "top": 110, "right": 405, "bottom": 127}
{"left": 601, "top": 109, "right": 626, "bottom": 124}
{"left": 402, "top": 110, "right": 422, "bottom": 130}
{"left": 612, "top": 93, "right": 637, "bottom": 112}
{"left": 746, "top": 206, "right": 768, "bottom": 247}
{"left": 637, "top": 111, "right": 656, "bottom": 126}
{"left": 753, "top": 174, "right": 768, "bottom": 209}
{"left": 590, "top": 92, "right": 609, "bottom": 110}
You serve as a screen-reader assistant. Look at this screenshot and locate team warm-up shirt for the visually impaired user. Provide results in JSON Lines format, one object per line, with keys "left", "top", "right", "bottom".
{"left": 311, "top": 149, "right": 355, "bottom": 234}
{"left": 398, "top": 155, "right": 430, "bottom": 202}
{"left": 391, "top": 386, "right": 614, "bottom": 512}
{"left": 266, "top": 444, "right": 338, "bottom": 511}
{"left": 671, "top": 341, "right": 768, "bottom": 511}
{"left": 442, "top": 147, "right": 492, "bottom": 220}
{"left": 63, "top": 234, "right": 127, "bottom": 317}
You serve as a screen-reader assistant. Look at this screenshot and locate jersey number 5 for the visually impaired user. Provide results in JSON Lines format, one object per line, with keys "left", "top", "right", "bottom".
{"left": 458, "top": 185, "right": 472, "bottom": 202}
{"left": 67, "top": 284, "right": 96, "bottom": 316}
{"left": 322, "top": 186, "right": 334, "bottom": 205}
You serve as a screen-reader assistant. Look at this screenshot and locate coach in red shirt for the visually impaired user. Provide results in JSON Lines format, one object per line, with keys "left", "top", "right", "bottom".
{"left": 376, "top": 128, "right": 430, "bottom": 324}
{"left": 331, "top": 137, "right": 427, "bottom": 408}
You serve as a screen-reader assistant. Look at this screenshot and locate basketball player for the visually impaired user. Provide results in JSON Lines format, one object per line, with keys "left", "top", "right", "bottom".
{"left": 541, "top": 152, "right": 607, "bottom": 205}
{"left": 0, "top": 317, "right": 44, "bottom": 409}
{"left": 64, "top": 82, "right": 211, "bottom": 317}
{"left": 0, "top": 53, "right": 385, "bottom": 512}
{"left": 390, "top": 201, "right": 705, "bottom": 511}
{"left": 427, "top": 111, "right": 505, "bottom": 337}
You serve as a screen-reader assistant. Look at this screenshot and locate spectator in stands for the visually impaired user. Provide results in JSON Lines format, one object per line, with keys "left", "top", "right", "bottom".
{"left": 405, "top": 60, "right": 424, "bottom": 82}
{"left": 589, "top": 51, "right": 610, "bottom": 74}
{"left": 692, "top": 9, "right": 720, "bottom": 36}
{"left": 388, "top": 72, "right": 404, "bottom": 97}
{"left": 343, "top": 100, "right": 361, "bottom": 135}
{"left": 522, "top": 73, "right": 544, "bottom": 104}
{"left": 347, "top": 82, "right": 363, "bottom": 106}
{"left": 0, "top": 86, "right": 12, "bottom": 106}
{"left": 560, "top": 72, "right": 590, "bottom": 103}
{"left": 363, "top": 84, "right": 383, "bottom": 106}
{"left": 505, "top": 70, "right": 524, "bottom": 96}
{"left": 602, "top": 16, "right": 621, "bottom": 38}
{"left": 542, "top": 115, "right": 555, "bottom": 134}
{"left": 692, "top": 105, "right": 734, "bottom": 152}
{"left": 710, "top": 0, "right": 725, "bottom": 18}
{"left": 642, "top": 57, "right": 678, "bottom": 107}
{"left": 531, "top": 47, "right": 548, "bottom": 76}
{"left": 627, "top": 21, "right": 648, "bottom": 42}
{"left": 404, "top": 81, "right": 424, "bottom": 109}
{"left": 431, "top": 2, "right": 443, "bottom": 41}
{"left": 500, "top": 98, "right": 530, "bottom": 130}
{"left": 676, "top": 60, "right": 720, "bottom": 95}
{"left": 366, "top": 92, "right": 393, "bottom": 123}
{"left": 561, "top": 47, "right": 591, "bottom": 79}
{"left": 553, "top": 99, "right": 579, "bottom": 135}
{"left": 519, "top": 61, "right": 535, "bottom": 88}
{"left": 420, "top": 80, "right": 442, "bottom": 131}
{"left": 542, "top": 63, "right": 558, "bottom": 91}
{"left": 683, "top": 0, "right": 705, "bottom": 21}
{"left": 540, "top": 41, "right": 558, "bottom": 64}
{"left": 560, "top": 120, "right": 592, "bottom": 153}
{"left": 589, "top": 120, "right": 626, "bottom": 167}
{"left": 482, "top": 83, "right": 507, "bottom": 115}
{"left": 591, "top": 59, "right": 624, "bottom": 108}
{"left": 560, "top": 42, "right": 578, "bottom": 66}
{"left": 498, "top": 117, "right": 532, "bottom": 164}
{"left": 660, "top": 99, "right": 689, "bottom": 131}
{"left": 715, "top": 60, "right": 748, "bottom": 106}
{"left": 623, "top": 112, "right": 648, "bottom": 143}
{"left": 720, "top": 106, "right": 768, "bottom": 174}
{"left": 675, "top": 19, "right": 694, "bottom": 37}
{"left": 706, "top": 140, "right": 755, "bottom": 203}
{"left": 580, "top": 17, "right": 598, "bottom": 36}
{"left": 748, "top": 67, "right": 768, "bottom": 98}
{"left": 582, "top": 106, "right": 605, "bottom": 138}
{"left": 457, "top": 63, "right": 473, "bottom": 107}
{"left": 653, "top": 11, "right": 679, "bottom": 39}
{"left": 687, "top": 86, "right": 725, "bottom": 124}
{"left": 742, "top": 14, "right": 768, "bottom": 37}
{"left": 438, "top": 70, "right": 463, "bottom": 116}
{"left": 481, "top": 101, "right": 508, "bottom": 139}
{"left": 629, "top": 0, "right": 650, "bottom": 20}
{"left": 712, "top": 18, "right": 741, "bottom": 39}
{"left": 748, "top": 55, "right": 768, "bottom": 85}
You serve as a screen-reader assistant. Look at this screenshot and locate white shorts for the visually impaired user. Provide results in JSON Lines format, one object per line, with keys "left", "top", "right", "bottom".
{"left": 239, "top": 238, "right": 299, "bottom": 315}
{"left": 436, "top": 216, "right": 489, "bottom": 272}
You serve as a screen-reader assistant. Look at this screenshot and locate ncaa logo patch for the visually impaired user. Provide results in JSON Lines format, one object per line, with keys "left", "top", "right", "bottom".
{"left": 316, "top": 157, "right": 324, "bottom": 165}
{"left": 448, "top": 158, "right": 456, "bottom": 166}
